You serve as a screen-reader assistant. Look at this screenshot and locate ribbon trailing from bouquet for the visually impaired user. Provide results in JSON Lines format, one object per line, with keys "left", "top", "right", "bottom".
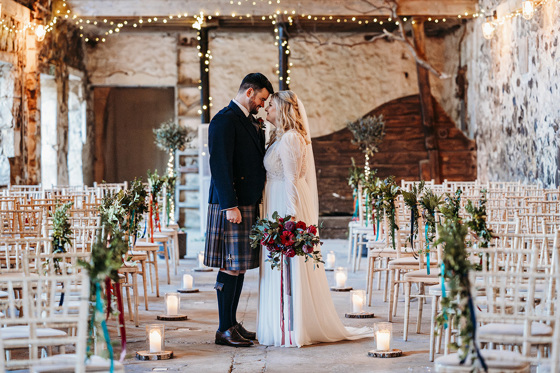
{"left": 130, "top": 209, "right": 137, "bottom": 246}
{"left": 440, "top": 262, "right": 446, "bottom": 299}
{"left": 425, "top": 222, "right": 430, "bottom": 275}
{"left": 114, "top": 282, "right": 127, "bottom": 362}
{"left": 105, "top": 277, "right": 112, "bottom": 320}
{"left": 155, "top": 200, "right": 161, "bottom": 232}
{"left": 462, "top": 293, "right": 488, "bottom": 372}
{"left": 410, "top": 209, "right": 415, "bottom": 251}
{"left": 148, "top": 195, "right": 154, "bottom": 243}
{"left": 375, "top": 218, "right": 380, "bottom": 241}
{"left": 279, "top": 254, "right": 293, "bottom": 347}
{"left": 96, "top": 282, "right": 114, "bottom": 372}
{"left": 365, "top": 195, "right": 369, "bottom": 227}
{"left": 352, "top": 189, "right": 358, "bottom": 219}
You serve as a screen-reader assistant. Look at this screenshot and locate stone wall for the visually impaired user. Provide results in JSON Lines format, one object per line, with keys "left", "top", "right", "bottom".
{"left": 461, "top": 1, "right": 560, "bottom": 187}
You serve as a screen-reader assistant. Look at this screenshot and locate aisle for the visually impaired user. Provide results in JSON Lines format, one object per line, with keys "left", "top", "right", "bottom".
{"left": 118, "top": 235, "right": 433, "bottom": 372}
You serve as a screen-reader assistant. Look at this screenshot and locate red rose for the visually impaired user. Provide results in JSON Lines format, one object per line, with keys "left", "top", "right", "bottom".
{"left": 296, "top": 221, "right": 307, "bottom": 230}
{"left": 307, "top": 225, "right": 317, "bottom": 235}
{"left": 285, "top": 248, "right": 296, "bottom": 258}
{"left": 278, "top": 217, "right": 284, "bottom": 223}
{"left": 303, "top": 245, "right": 314, "bottom": 254}
{"left": 281, "top": 231, "right": 295, "bottom": 246}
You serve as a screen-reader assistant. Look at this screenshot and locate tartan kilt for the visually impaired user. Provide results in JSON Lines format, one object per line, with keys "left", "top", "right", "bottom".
{"left": 204, "top": 203, "right": 260, "bottom": 270}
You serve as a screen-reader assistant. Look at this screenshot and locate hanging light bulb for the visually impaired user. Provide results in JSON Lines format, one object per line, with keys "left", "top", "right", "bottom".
{"left": 522, "top": 1, "right": 535, "bottom": 20}
{"left": 35, "top": 24, "right": 46, "bottom": 41}
{"left": 481, "top": 21, "right": 495, "bottom": 39}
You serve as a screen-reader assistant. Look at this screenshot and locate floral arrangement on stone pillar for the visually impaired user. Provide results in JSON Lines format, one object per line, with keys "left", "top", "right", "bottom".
{"left": 346, "top": 114, "right": 385, "bottom": 179}
{"left": 153, "top": 119, "right": 193, "bottom": 224}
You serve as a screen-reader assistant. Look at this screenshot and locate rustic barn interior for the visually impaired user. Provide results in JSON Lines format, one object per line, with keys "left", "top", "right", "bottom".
{"left": 0, "top": 0, "right": 559, "bottom": 372}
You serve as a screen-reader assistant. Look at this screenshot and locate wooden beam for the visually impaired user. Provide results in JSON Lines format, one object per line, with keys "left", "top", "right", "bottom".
{"left": 412, "top": 19, "right": 440, "bottom": 183}
{"left": 67, "top": 0, "right": 478, "bottom": 17}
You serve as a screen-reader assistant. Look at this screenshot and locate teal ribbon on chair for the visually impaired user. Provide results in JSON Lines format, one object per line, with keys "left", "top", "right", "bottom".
{"left": 96, "top": 282, "right": 114, "bottom": 372}
{"left": 425, "top": 222, "right": 430, "bottom": 275}
{"left": 375, "top": 218, "right": 380, "bottom": 241}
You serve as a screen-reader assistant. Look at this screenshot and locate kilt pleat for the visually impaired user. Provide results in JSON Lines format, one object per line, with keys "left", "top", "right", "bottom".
{"left": 204, "top": 204, "right": 260, "bottom": 270}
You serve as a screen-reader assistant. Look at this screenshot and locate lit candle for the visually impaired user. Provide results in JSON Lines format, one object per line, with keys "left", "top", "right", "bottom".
{"left": 182, "top": 274, "right": 193, "bottom": 290}
{"left": 198, "top": 251, "right": 205, "bottom": 268}
{"left": 149, "top": 329, "right": 162, "bottom": 353}
{"left": 326, "top": 251, "right": 336, "bottom": 269}
{"left": 335, "top": 268, "right": 347, "bottom": 288}
{"left": 165, "top": 293, "right": 180, "bottom": 316}
{"left": 376, "top": 331, "right": 391, "bottom": 351}
{"left": 352, "top": 290, "right": 365, "bottom": 313}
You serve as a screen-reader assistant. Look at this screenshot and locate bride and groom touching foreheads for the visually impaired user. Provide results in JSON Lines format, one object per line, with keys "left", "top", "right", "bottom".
{"left": 204, "top": 72, "right": 372, "bottom": 348}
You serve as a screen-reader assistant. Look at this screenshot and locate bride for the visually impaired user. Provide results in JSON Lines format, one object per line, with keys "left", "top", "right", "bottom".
{"left": 257, "top": 90, "right": 372, "bottom": 347}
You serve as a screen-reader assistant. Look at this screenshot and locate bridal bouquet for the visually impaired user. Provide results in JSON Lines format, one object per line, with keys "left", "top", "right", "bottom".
{"left": 250, "top": 211, "right": 323, "bottom": 270}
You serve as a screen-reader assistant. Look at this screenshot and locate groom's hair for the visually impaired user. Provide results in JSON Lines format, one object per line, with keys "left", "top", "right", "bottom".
{"left": 238, "top": 73, "right": 274, "bottom": 95}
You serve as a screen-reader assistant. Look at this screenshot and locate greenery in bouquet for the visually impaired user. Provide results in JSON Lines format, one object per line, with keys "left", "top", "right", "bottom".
{"left": 348, "top": 157, "right": 365, "bottom": 191}
{"left": 347, "top": 114, "right": 386, "bottom": 157}
{"left": 148, "top": 170, "right": 166, "bottom": 201}
{"left": 440, "top": 189, "right": 463, "bottom": 221}
{"left": 250, "top": 211, "right": 323, "bottom": 270}
{"left": 401, "top": 181, "right": 425, "bottom": 251}
{"left": 51, "top": 201, "right": 74, "bottom": 253}
{"left": 465, "top": 190, "right": 494, "bottom": 249}
{"left": 153, "top": 119, "right": 192, "bottom": 153}
{"left": 378, "top": 176, "right": 401, "bottom": 250}
{"left": 419, "top": 188, "right": 443, "bottom": 255}
{"left": 435, "top": 218, "right": 484, "bottom": 369}
{"left": 362, "top": 176, "right": 384, "bottom": 224}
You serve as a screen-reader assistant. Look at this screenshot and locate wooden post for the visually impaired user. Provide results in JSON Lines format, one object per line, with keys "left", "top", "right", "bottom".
{"left": 412, "top": 19, "right": 440, "bottom": 183}
{"left": 199, "top": 27, "right": 211, "bottom": 124}
{"left": 277, "top": 19, "right": 289, "bottom": 90}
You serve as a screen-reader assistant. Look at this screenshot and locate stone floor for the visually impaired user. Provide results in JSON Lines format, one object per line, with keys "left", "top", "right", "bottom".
{"left": 114, "top": 232, "right": 436, "bottom": 373}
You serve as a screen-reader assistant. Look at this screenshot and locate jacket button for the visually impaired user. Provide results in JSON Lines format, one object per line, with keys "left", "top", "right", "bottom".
{"left": 241, "top": 176, "right": 245, "bottom": 180}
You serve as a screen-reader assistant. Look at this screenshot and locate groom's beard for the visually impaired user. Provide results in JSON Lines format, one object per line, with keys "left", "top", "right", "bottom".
{"left": 248, "top": 97, "right": 260, "bottom": 115}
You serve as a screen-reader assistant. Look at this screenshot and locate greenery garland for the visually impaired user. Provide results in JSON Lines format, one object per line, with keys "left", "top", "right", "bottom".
{"left": 380, "top": 177, "right": 401, "bottom": 250}
{"left": 465, "top": 190, "right": 494, "bottom": 249}
{"left": 51, "top": 201, "right": 74, "bottom": 253}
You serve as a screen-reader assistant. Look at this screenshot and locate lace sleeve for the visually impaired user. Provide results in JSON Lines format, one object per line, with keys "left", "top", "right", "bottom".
{"left": 278, "top": 131, "right": 304, "bottom": 218}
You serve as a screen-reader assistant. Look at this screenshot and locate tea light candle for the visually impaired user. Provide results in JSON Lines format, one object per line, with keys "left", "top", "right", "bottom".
{"left": 351, "top": 290, "right": 365, "bottom": 313}
{"left": 198, "top": 251, "right": 205, "bottom": 268}
{"left": 334, "top": 267, "right": 347, "bottom": 288}
{"left": 182, "top": 274, "right": 193, "bottom": 290}
{"left": 326, "top": 251, "right": 336, "bottom": 269}
{"left": 165, "top": 293, "right": 180, "bottom": 316}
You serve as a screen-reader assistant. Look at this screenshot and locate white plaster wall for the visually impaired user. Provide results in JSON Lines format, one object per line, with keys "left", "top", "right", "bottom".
{"left": 86, "top": 32, "right": 178, "bottom": 86}
{"left": 462, "top": 1, "right": 560, "bottom": 187}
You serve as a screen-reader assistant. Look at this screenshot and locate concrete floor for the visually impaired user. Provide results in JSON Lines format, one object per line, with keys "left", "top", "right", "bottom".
{"left": 114, "top": 233, "right": 436, "bottom": 373}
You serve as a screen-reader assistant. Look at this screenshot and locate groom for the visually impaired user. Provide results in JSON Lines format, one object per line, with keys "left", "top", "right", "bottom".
{"left": 204, "top": 73, "right": 273, "bottom": 347}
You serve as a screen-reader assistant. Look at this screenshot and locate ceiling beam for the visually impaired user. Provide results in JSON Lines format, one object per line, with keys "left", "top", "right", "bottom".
{"left": 66, "top": 0, "right": 478, "bottom": 18}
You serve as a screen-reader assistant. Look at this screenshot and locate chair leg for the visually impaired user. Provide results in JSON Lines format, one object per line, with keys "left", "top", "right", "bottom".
{"left": 347, "top": 227, "right": 353, "bottom": 263}
{"left": 132, "top": 273, "right": 139, "bottom": 327}
{"left": 387, "top": 268, "right": 394, "bottom": 322}
{"left": 403, "top": 281, "right": 411, "bottom": 341}
{"left": 383, "top": 260, "right": 390, "bottom": 302}
{"left": 416, "top": 284, "right": 425, "bottom": 334}
{"left": 163, "top": 241, "right": 171, "bottom": 285}
{"left": 393, "top": 271, "right": 401, "bottom": 317}
{"left": 124, "top": 279, "right": 133, "bottom": 322}
{"left": 152, "top": 251, "right": 160, "bottom": 297}
{"left": 429, "top": 295, "right": 438, "bottom": 362}
{"left": 376, "top": 258, "right": 382, "bottom": 290}
{"left": 367, "top": 258, "right": 375, "bottom": 307}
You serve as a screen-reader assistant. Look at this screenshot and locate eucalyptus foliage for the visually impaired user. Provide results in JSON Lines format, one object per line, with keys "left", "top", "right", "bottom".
{"left": 419, "top": 188, "right": 443, "bottom": 252}
{"left": 347, "top": 114, "right": 386, "bottom": 156}
{"left": 465, "top": 190, "right": 494, "bottom": 249}
{"left": 153, "top": 119, "right": 191, "bottom": 153}
{"left": 51, "top": 201, "right": 74, "bottom": 253}
{"left": 348, "top": 157, "right": 365, "bottom": 191}
{"left": 148, "top": 169, "right": 166, "bottom": 202}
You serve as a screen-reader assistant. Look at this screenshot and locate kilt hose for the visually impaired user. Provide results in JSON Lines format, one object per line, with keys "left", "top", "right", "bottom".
{"left": 204, "top": 203, "right": 260, "bottom": 271}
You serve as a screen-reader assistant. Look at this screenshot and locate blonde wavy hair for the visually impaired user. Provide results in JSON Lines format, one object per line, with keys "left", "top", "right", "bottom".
{"left": 267, "top": 90, "right": 310, "bottom": 147}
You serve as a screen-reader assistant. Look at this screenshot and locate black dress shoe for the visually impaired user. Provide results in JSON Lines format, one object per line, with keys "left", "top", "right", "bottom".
{"left": 234, "top": 323, "right": 257, "bottom": 340}
{"left": 215, "top": 326, "right": 253, "bottom": 347}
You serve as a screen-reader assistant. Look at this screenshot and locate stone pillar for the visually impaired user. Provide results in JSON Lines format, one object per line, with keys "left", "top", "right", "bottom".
{"left": 56, "top": 65, "right": 69, "bottom": 185}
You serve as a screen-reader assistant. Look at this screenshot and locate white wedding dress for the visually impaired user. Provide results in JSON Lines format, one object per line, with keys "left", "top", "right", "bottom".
{"left": 257, "top": 125, "right": 372, "bottom": 347}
